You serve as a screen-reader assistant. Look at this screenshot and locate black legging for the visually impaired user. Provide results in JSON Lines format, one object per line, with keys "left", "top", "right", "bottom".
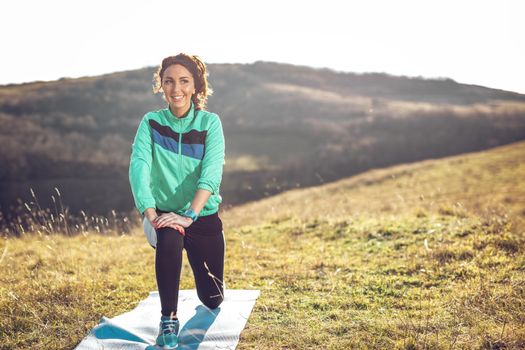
{"left": 154, "top": 210, "right": 225, "bottom": 317}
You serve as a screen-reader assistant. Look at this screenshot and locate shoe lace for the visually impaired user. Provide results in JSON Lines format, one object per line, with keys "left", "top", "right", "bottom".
{"left": 161, "top": 318, "right": 179, "bottom": 335}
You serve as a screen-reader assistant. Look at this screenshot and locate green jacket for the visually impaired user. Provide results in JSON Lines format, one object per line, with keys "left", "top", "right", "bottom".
{"left": 129, "top": 101, "right": 225, "bottom": 216}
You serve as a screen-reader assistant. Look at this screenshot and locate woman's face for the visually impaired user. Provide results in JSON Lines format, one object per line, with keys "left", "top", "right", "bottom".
{"left": 162, "top": 64, "right": 196, "bottom": 117}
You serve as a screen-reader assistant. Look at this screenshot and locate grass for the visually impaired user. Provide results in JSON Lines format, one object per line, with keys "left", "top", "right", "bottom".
{"left": 0, "top": 234, "right": 155, "bottom": 349}
{"left": 232, "top": 214, "right": 525, "bottom": 349}
{"left": 0, "top": 187, "right": 136, "bottom": 237}
{"left": 1, "top": 141, "right": 525, "bottom": 349}
{"left": 221, "top": 140, "right": 525, "bottom": 229}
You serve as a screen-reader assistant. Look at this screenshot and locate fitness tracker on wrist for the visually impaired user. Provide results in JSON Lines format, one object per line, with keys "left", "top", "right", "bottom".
{"left": 182, "top": 208, "right": 198, "bottom": 222}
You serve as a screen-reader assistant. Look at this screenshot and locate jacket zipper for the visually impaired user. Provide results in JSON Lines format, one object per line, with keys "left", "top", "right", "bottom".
{"left": 178, "top": 118, "right": 183, "bottom": 209}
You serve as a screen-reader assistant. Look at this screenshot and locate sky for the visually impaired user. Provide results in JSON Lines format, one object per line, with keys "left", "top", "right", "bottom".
{"left": 1, "top": 0, "right": 524, "bottom": 93}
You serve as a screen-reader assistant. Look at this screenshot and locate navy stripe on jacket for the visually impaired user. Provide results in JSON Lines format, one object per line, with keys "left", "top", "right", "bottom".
{"left": 149, "top": 120, "right": 207, "bottom": 160}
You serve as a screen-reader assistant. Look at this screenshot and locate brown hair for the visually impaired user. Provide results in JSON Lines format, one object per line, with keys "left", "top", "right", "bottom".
{"left": 153, "top": 53, "right": 213, "bottom": 110}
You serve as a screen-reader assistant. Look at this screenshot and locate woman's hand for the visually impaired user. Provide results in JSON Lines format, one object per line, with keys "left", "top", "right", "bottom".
{"left": 154, "top": 212, "right": 193, "bottom": 229}
{"left": 143, "top": 208, "right": 186, "bottom": 235}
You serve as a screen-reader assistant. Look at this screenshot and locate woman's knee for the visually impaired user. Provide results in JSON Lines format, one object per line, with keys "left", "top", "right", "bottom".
{"left": 156, "top": 228, "right": 183, "bottom": 249}
{"left": 201, "top": 295, "right": 224, "bottom": 309}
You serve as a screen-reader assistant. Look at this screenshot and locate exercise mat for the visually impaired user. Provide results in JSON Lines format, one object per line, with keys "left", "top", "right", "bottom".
{"left": 75, "top": 289, "right": 260, "bottom": 350}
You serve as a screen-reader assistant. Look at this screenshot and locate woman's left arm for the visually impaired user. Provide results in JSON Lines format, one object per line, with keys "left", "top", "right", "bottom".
{"left": 188, "top": 115, "right": 225, "bottom": 219}
{"left": 196, "top": 114, "right": 225, "bottom": 197}
{"left": 190, "top": 189, "right": 213, "bottom": 215}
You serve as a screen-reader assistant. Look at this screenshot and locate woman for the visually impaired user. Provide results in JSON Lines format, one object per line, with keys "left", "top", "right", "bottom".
{"left": 129, "top": 53, "right": 225, "bottom": 349}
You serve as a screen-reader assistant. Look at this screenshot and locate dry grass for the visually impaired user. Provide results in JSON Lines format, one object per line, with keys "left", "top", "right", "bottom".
{"left": 0, "top": 187, "right": 136, "bottom": 237}
{"left": 232, "top": 214, "right": 525, "bottom": 349}
{"left": 1, "top": 141, "right": 525, "bottom": 349}
{"left": 221, "top": 140, "right": 525, "bottom": 230}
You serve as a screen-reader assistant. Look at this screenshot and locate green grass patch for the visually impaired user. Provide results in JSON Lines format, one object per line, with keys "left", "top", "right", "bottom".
{"left": 2, "top": 142, "right": 525, "bottom": 349}
{"left": 1, "top": 211, "right": 524, "bottom": 349}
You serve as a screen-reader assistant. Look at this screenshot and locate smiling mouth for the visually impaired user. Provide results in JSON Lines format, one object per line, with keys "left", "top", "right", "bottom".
{"left": 172, "top": 95, "right": 184, "bottom": 101}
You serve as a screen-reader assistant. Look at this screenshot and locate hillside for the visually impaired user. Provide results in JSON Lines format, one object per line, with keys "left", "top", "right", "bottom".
{"left": 1, "top": 62, "right": 525, "bottom": 217}
{"left": 1, "top": 141, "right": 524, "bottom": 349}
{"left": 222, "top": 139, "right": 525, "bottom": 228}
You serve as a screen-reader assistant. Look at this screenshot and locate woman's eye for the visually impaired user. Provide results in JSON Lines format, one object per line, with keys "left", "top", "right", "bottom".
{"left": 163, "top": 80, "right": 173, "bottom": 85}
{"left": 181, "top": 80, "right": 189, "bottom": 84}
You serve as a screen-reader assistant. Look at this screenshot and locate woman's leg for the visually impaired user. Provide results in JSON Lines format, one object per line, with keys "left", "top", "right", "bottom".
{"left": 155, "top": 225, "right": 185, "bottom": 317}
{"left": 184, "top": 213, "right": 225, "bottom": 309}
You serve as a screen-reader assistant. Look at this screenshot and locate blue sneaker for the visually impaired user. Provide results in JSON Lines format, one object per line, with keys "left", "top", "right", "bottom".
{"left": 156, "top": 315, "right": 179, "bottom": 349}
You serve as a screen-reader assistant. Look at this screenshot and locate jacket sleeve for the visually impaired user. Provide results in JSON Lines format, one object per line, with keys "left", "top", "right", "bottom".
{"left": 197, "top": 114, "right": 225, "bottom": 194}
{"left": 129, "top": 115, "right": 156, "bottom": 214}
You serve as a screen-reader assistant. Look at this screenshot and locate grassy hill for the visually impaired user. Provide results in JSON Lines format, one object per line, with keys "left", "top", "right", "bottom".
{"left": 1, "top": 62, "right": 525, "bottom": 217}
{"left": 0, "top": 142, "right": 524, "bottom": 349}
{"left": 221, "top": 140, "right": 525, "bottom": 229}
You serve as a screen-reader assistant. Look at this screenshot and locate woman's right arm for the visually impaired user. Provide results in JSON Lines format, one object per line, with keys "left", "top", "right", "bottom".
{"left": 143, "top": 208, "right": 158, "bottom": 223}
{"left": 129, "top": 116, "right": 157, "bottom": 217}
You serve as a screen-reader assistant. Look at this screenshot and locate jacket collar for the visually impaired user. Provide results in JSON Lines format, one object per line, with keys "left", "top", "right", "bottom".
{"left": 165, "top": 100, "right": 196, "bottom": 127}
